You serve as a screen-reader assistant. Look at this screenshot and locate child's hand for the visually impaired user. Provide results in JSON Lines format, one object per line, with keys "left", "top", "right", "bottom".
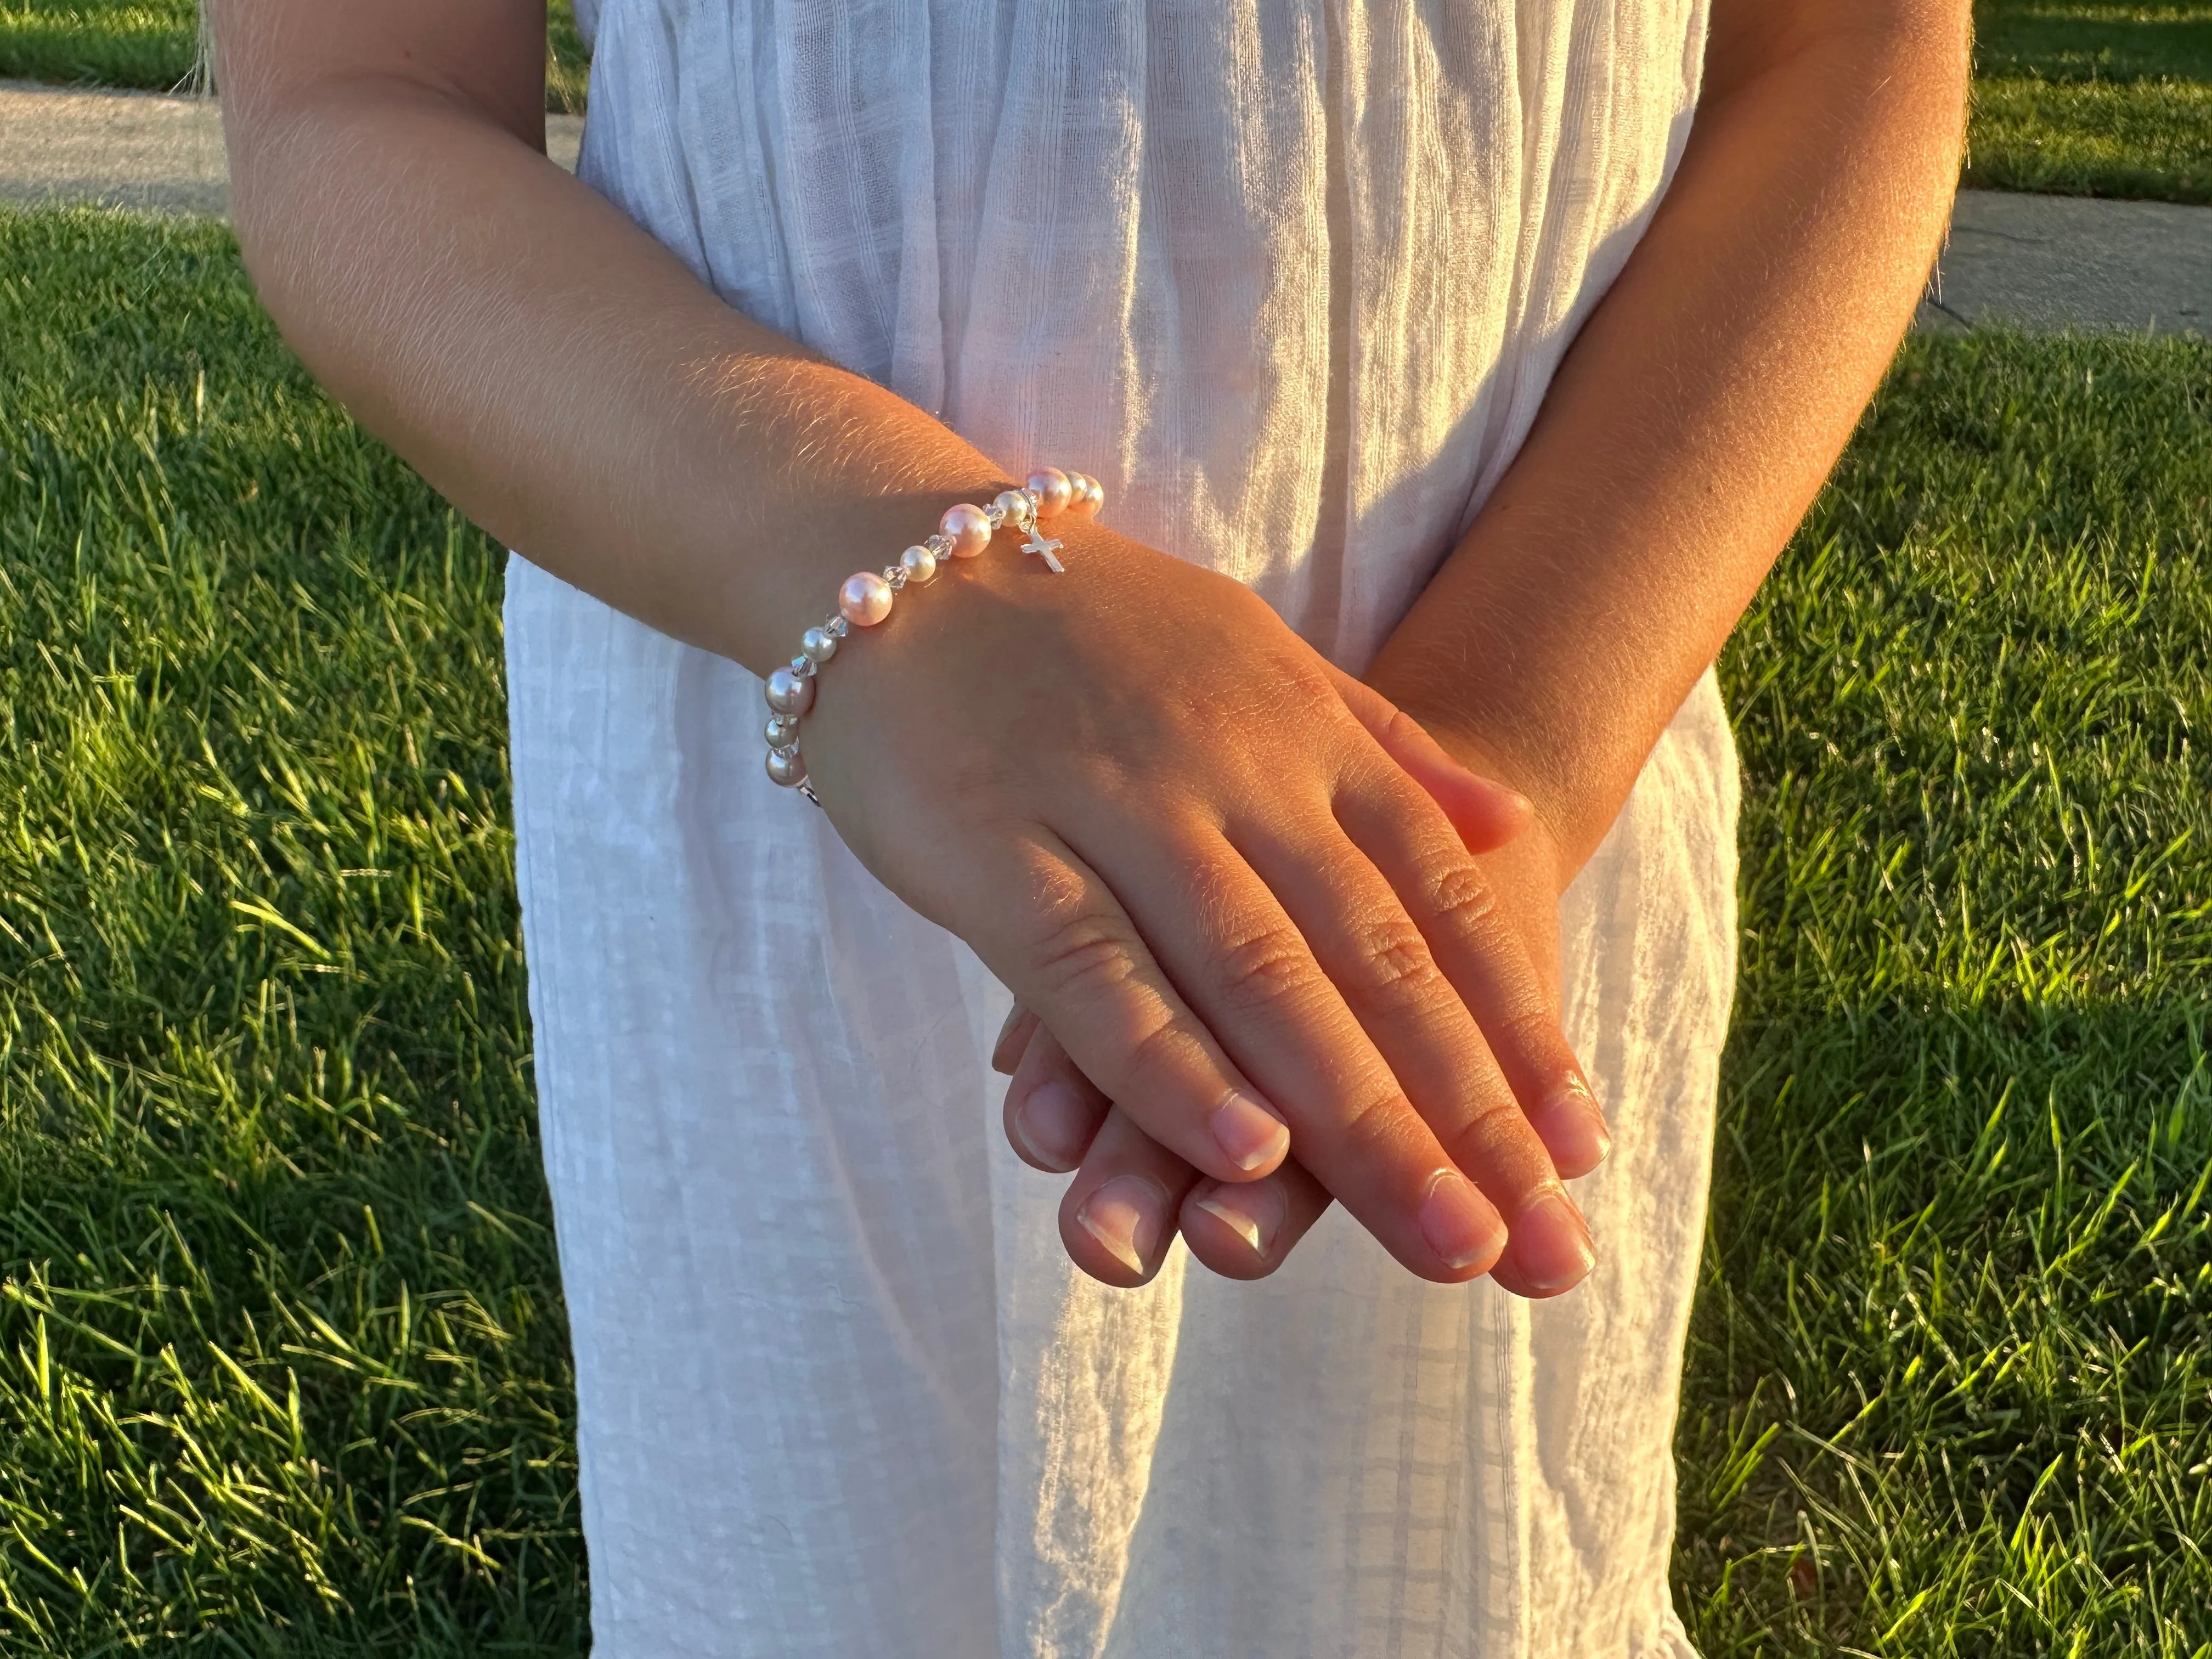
{"left": 804, "top": 517, "right": 1596, "bottom": 1286}
{"left": 986, "top": 672, "right": 1610, "bottom": 1294}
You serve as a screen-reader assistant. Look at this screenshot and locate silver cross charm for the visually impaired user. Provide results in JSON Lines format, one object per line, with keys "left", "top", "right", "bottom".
{"left": 1020, "top": 523, "right": 1066, "bottom": 573}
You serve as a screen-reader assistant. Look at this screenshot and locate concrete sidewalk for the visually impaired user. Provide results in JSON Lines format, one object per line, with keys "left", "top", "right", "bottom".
{"left": 0, "top": 79, "right": 582, "bottom": 216}
{"left": 1, "top": 78, "right": 2208, "bottom": 337}
{"left": 1921, "top": 190, "right": 2211, "bottom": 337}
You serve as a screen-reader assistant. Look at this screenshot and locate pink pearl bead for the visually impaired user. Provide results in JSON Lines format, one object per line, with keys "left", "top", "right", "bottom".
{"left": 1027, "top": 468, "right": 1074, "bottom": 517}
{"left": 838, "top": 570, "right": 894, "bottom": 626}
{"left": 1067, "top": 473, "right": 1102, "bottom": 516}
{"left": 940, "top": 502, "right": 992, "bottom": 558}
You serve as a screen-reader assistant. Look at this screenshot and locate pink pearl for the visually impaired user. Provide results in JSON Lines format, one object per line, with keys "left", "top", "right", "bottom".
{"left": 838, "top": 571, "right": 894, "bottom": 626}
{"left": 940, "top": 502, "right": 992, "bottom": 558}
{"left": 1026, "top": 468, "right": 1073, "bottom": 517}
{"left": 1067, "top": 473, "right": 1102, "bottom": 516}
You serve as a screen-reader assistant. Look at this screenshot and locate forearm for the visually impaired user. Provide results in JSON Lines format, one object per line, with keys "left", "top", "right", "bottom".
{"left": 1367, "top": 0, "right": 1970, "bottom": 870}
{"left": 219, "top": 31, "right": 1003, "bottom": 676}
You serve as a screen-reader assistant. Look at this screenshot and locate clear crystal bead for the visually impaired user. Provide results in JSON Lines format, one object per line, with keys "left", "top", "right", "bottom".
{"left": 926, "top": 533, "right": 952, "bottom": 556}
{"left": 985, "top": 504, "right": 1006, "bottom": 527}
{"left": 792, "top": 654, "right": 815, "bottom": 678}
{"left": 827, "top": 616, "right": 850, "bottom": 638}
{"left": 884, "top": 565, "right": 908, "bottom": 589}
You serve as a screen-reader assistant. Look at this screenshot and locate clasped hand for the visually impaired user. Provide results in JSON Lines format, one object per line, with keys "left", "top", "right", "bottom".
{"left": 799, "top": 513, "right": 1607, "bottom": 1294}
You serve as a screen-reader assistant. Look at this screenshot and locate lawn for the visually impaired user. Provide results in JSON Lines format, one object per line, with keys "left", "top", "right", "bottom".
{"left": 4, "top": 0, "right": 2212, "bottom": 204}
{"left": 1971, "top": 0, "right": 2212, "bottom": 200}
{"left": 0, "top": 0, "right": 590, "bottom": 111}
{"left": 2, "top": 208, "right": 2209, "bottom": 1654}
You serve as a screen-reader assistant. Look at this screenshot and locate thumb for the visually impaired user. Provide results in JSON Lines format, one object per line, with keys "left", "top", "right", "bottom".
{"left": 1322, "top": 662, "right": 1533, "bottom": 855}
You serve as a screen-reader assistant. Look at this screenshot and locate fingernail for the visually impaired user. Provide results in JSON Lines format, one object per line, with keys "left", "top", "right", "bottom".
{"left": 991, "top": 1006, "right": 1031, "bottom": 1074}
{"left": 1529, "top": 1077, "right": 1611, "bottom": 1176}
{"left": 1418, "top": 1170, "right": 1506, "bottom": 1273}
{"left": 1210, "top": 1089, "right": 1290, "bottom": 1172}
{"left": 1506, "top": 1186, "right": 1597, "bottom": 1294}
{"left": 1192, "top": 1178, "right": 1286, "bottom": 1257}
{"left": 1076, "top": 1176, "right": 1171, "bottom": 1279}
{"left": 1015, "top": 1080, "right": 1102, "bottom": 1172}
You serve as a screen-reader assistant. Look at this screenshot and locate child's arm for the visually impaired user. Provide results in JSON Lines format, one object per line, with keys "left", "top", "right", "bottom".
{"left": 1042, "top": 0, "right": 1970, "bottom": 1288}
{"left": 212, "top": 0, "right": 1604, "bottom": 1290}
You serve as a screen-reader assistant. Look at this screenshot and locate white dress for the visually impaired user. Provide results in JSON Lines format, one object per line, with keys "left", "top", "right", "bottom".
{"left": 505, "top": 2, "right": 1739, "bottom": 1654}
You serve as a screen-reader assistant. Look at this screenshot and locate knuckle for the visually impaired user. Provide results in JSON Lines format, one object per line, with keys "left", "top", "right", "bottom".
{"left": 1426, "top": 860, "right": 1501, "bottom": 930}
{"left": 1025, "top": 900, "right": 1141, "bottom": 1003}
{"left": 1331, "top": 1078, "right": 1435, "bottom": 1171}
{"left": 1204, "top": 919, "right": 1315, "bottom": 1015}
{"left": 1346, "top": 910, "right": 1447, "bottom": 1006}
{"left": 1443, "top": 1090, "right": 1536, "bottom": 1174}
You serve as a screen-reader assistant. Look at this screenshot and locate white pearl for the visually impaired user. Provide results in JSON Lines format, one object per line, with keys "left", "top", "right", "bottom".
{"left": 764, "top": 714, "right": 799, "bottom": 748}
{"left": 800, "top": 625, "right": 838, "bottom": 664}
{"left": 900, "top": 543, "right": 939, "bottom": 584}
{"left": 839, "top": 570, "right": 894, "bottom": 626}
{"left": 765, "top": 747, "right": 807, "bottom": 787}
{"left": 764, "top": 665, "right": 815, "bottom": 717}
{"left": 1082, "top": 475, "right": 1106, "bottom": 514}
{"left": 1027, "top": 467, "right": 1073, "bottom": 516}
{"left": 992, "top": 489, "right": 1033, "bottom": 529}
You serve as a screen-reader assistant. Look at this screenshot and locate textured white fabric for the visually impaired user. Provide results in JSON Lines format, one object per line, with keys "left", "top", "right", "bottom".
{"left": 507, "top": 2, "right": 1737, "bottom": 1654}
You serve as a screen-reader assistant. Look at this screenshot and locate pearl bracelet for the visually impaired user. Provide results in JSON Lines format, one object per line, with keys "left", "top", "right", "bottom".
{"left": 763, "top": 466, "right": 1108, "bottom": 803}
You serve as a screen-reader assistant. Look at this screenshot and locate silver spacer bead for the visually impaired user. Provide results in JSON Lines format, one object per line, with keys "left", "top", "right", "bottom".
{"left": 765, "top": 747, "right": 808, "bottom": 787}
{"left": 764, "top": 714, "right": 800, "bottom": 748}
{"left": 800, "top": 625, "right": 838, "bottom": 664}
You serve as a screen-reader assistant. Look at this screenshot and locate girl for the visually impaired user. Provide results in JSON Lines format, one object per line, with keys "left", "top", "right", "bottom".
{"left": 212, "top": 0, "right": 1966, "bottom": 1651}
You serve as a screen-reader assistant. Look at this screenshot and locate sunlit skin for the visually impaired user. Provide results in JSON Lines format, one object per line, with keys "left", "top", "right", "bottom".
{"left": 213, "top": 0, "right": 1966, "bottom": 1292}
{"left": 1006, "top": 0, "right": 1974, "bottom": 1280}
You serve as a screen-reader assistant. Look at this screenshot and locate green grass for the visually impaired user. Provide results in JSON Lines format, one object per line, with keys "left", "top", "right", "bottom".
{"left": 2, "top": 210, "right": 2209, "bottom": 1652}
{"left": 7, "top": 0, "right": 2212, "bottom": 204}
{"left": 1972, "top": 1, "right": 2212, "bottom": 200}
{"left": 1683, "top": 334, "right": 2212, "bottom": 1651}
{"left": 0, "top": 211, "right": 580, "bottom": 1652}
{"left": 0, "top": 0, "right": 590, "bottom": 112}
{"left": 0, "top": 0, "right": 194, "bottom": 89}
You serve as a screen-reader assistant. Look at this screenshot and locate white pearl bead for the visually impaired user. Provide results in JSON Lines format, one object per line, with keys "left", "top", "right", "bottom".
{"left": 900, "top": 543, "right": 939, "bottom": 584}
{"left": 765, "top": 665, "right": 815, "bottom": 717}
{"left": 1027, "top": 468, "right": 1073, "bottom": 516}
{"left": 764, "top": 714, "right": 799, "bottom": 748}
{"left": 1068, "top": 473, "right": 1103, "bottom": 516}
{"left": 800, "top": 625, "right": 838, "bottom": 664}
{"left": 765, "top": 747, "right": 807, "bottom": 787}
{"left": 839, "top": 570, "right": 894, "bottom": 626}
{"left": 1083, "top": 475, "right": 1107, "bottom": 514}
{"left": 992, "top": 489, "right": 1033, "bottom": 529}
{"left": 939, "top": 502, "right": 992, "bottom": 558}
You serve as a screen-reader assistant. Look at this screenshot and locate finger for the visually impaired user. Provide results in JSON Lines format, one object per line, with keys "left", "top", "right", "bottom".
{"left": 1002, "top": 1014, "right": 1112, "bottom": 1173}
{"left": 1237, "top": 805, "right": 1595, "bottom": 1298}
{"left": 1058, "top": 1107, "right": 1207, "bottom": 1286}
{"left": 1321, "top": 663, "right": 1532, "bottom": 855}
{"left": 962, "top": 829, "right": 1295, "bottom": 1188}
{"left": 992, "top": 1003, "right": 1041, "bottom": 1075}
{"left": 1336, "top": 770, "right": 1612, "bottom": 1183}
{"left": 1179, "top": 1156, "right": 1335, "bottom": 1280}
{"left": 1015, "top": 1021, "right": 1340, "bottom": 1280}
{"left": 1064, "top": 813, "right": 1511, "bottom": 1283}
